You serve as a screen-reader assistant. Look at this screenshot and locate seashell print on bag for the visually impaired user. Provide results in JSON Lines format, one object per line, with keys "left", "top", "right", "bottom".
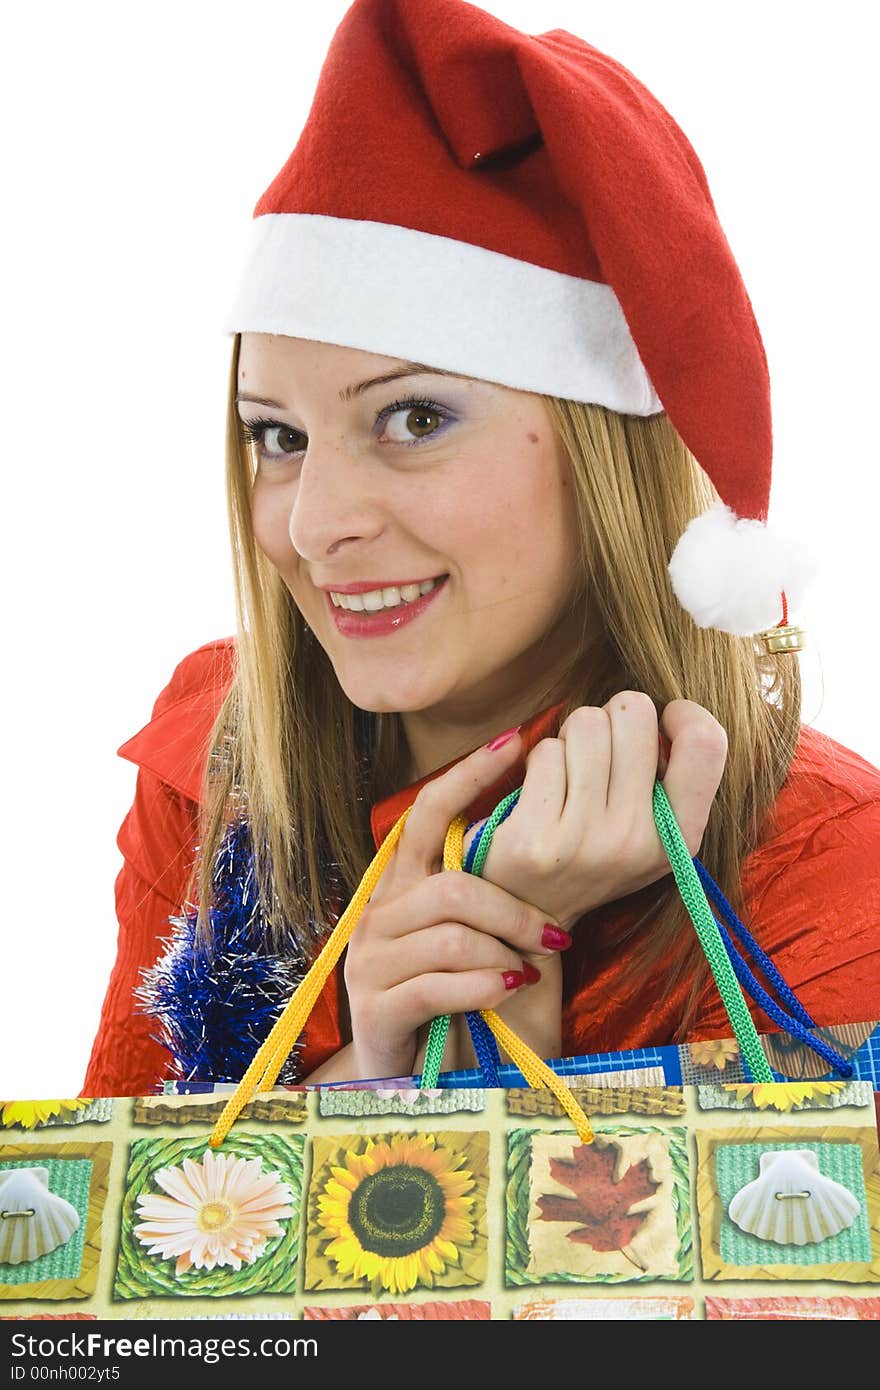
{"left": 0, "top": 1167, "right": 80, "bottom": 1265}
{"left": 727, "top": 1149, "right": 861, "bottom": 1246}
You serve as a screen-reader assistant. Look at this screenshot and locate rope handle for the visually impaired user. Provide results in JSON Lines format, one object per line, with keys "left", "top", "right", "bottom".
{"left": 422, "top": 795, "right": 517, "bottom": 1084}
{"left": 207, "top": 772, "right": 785, "bottom": 1148}
{"left": 209, "top": 804, "right": 594, "bottom": 1147}
{"left": 651, "top": 782, "right": 771, "bottom": 1079}
{"left": 456, "top": 793, "right": 848, "bottom": 1078}
{"left": 419, "top": 816, "right": 594, "bottom": 1137}
{"left": 422, "top": 780, "right": 775, "bottom": 1086}
{"left": 209, "top": 805, "right": 412, "bottom": 1147}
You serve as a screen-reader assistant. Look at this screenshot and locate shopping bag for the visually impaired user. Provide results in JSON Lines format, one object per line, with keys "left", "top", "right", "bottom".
{"left": 202, "top": 781, "right": 862, "bottom": 1147}
{"left": 6, "top": 780, "right": 875, "bottom": 1320}
{"left": 2, "top": 1019, "right": 879, "bottom": 1320}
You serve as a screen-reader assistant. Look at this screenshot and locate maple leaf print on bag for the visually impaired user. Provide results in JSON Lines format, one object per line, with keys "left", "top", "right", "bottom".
{"left": 536, "top": 1143, "right": 659, "bottom": 1251}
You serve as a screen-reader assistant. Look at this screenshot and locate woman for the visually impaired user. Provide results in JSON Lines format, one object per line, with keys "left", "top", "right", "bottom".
{"left": 82, "top": 0, "right": 880, "bottom": 1096}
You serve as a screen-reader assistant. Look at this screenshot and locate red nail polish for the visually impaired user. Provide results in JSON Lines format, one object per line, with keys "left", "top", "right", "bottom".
{"left": 521, "top": 961, "right": 541, "bottom": 984}
{"left": 502, "top": 970, "right": 526, "bottom": 991}
{"left": 541, "top": 925, "right": 572, "bottom": 951}
{"left": 487, "top": 725, "right": 520, "bottom": 751}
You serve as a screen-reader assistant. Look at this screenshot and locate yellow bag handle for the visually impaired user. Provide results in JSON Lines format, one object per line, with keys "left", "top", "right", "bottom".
{"left": 208, "top": 807, "right": 593, "bottom": 1147}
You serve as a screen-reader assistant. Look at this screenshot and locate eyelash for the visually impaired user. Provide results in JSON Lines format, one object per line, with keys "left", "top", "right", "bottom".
{"left": 238, "top": 395, "right": 451, "bottom": 460}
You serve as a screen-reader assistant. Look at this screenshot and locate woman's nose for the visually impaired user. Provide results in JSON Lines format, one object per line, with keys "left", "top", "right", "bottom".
{"left": 287, "top": 436, "right": 385, "bottom": 560}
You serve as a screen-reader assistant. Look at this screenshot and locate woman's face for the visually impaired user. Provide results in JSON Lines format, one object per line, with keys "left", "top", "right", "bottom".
{"left": 238, "top": 333, "right": 583, "bottom": 734}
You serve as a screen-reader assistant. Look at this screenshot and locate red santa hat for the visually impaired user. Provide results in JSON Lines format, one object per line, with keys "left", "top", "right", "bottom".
{"left": 223, "top": 0, "right": 815, "bottom": 639}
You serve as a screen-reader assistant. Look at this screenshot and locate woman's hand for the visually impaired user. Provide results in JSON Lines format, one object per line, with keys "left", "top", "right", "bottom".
{"left": 463, "top": 694, "right": 728, "bottom": 934}
{"left": 343, "top": 729, "right": 569, "bottom": 1081}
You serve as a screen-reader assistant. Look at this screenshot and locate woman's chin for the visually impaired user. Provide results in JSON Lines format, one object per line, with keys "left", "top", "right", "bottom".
{"left": 333, "top": 669, "right": 449, "bottom": 716}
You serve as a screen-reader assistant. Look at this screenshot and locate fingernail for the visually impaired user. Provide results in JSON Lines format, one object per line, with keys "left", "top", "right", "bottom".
{"left": 541, "top": 924, "right": 572, "bottom": 951}
{"left": 487, "top": 725, "right": 520, "bottom": 751}
{"left": 521, "top": 961, "right": 541, "bottom": 984}
{"left": 502, "top": 970, "right": 526, "bottom": 991}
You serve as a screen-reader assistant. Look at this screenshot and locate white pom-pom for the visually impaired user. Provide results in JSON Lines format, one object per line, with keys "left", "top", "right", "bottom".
{"left": 667, "top": 502, "right": 818, "bottom": 636}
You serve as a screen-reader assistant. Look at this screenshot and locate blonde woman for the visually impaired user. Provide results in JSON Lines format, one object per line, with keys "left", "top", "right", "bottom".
{"left": 82, "top": 0, "right": 880, "bottom": 1096}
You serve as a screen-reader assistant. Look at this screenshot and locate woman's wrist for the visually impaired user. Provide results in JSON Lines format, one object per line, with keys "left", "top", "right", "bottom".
{"left": 304, "top": 1037, "right": 416, "bottom": 1085}
{"left": 299, "top": 1042, "right": 361, "bottom": 1085}
{"left": 349, "top": 1038, "right": 417, "bottom": 1084}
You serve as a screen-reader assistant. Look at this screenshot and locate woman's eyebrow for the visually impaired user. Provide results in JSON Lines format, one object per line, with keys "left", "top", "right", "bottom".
{"left": 235, "top": 363, "right": 465, "bottom": 410}
{"left": 338, "top": 363, "right": 463, "bottom": 401}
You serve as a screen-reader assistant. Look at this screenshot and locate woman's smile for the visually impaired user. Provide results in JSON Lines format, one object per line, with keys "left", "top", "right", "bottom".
{"left": 324, "top": 574, "right": 449, "bottom": 639}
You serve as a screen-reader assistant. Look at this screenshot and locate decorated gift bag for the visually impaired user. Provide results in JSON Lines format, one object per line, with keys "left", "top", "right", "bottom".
{"left": 3, "top": 791, "right": 880, "bottom": 1320}
{"left": 1, "top": 1033, "right": 879, "bottom": 1321}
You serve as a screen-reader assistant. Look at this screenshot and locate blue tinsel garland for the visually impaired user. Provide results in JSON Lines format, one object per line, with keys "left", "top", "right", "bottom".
{"left": 135, "top": 816, "right": 310, "bottom": 1086}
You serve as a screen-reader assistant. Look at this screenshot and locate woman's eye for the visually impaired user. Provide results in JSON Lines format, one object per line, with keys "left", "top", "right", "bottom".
{"left": 242, "top": 420, "right": 306, "bottom": 461}
{"left": 380, "top": 403, "right": 445, "bottom": 445}
{"left": 260, "top": 424, "right": 306, "bottom": 458}
{"left": 241, "top": 397, "right": 448, "bottom": 461}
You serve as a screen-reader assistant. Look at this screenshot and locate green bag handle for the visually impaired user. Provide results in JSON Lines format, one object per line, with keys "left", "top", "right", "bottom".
{"left": 421, "top": 779, "right": 773, "bottom": 1085}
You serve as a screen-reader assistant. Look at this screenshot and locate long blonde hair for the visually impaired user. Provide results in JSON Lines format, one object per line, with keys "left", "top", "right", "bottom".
{"left": 190, "top": 333, "right": 801, "bottom": 1038}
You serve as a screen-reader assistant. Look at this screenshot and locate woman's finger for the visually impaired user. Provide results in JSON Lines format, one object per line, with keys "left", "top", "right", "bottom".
{"left": 364, "top": 870, "right": 567, "bottom": 955}
{"left": 498, "top": 736, "right": 567, "bottom": 845}
{"left": 386, "top": 966, "right": 535, "bottom": 1033}
{"left": 604, "top": 690, "right": 660, "bottom": 816}
{"left": 363, "top": 923, "right": 528, "bottom": 987}
{"left": 556, "top": 706, "right": 612, "bottom": 842}
{"left": 659, "top": 699, "right": 728, "bottom": 854}
{"left": 388, "top": 727, "right": 524, "bottom": 887}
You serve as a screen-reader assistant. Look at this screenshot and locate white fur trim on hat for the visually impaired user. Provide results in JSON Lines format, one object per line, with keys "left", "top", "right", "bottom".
{"left": 223, "top": 213, "right": 663, "bottom": 414}
{"left": 668, "top": 502, "right": 818, "bottom": 636}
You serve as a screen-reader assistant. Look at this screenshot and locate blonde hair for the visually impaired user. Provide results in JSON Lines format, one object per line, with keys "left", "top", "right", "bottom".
{"left": 190, "top": 333, "right": 801, "bottom": 1039}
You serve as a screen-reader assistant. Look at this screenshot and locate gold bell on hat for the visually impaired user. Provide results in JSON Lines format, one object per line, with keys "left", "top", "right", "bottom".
{"left": 759, "top": 592, "right": 806, "bottom": 655}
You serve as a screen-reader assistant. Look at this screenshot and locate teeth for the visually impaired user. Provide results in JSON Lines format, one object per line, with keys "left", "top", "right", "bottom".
{"left": 331, "top": 577, "right": 443, "bottom": 612}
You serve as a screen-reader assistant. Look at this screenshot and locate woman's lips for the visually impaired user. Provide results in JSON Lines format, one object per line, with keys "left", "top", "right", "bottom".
{"left": 327, "top": 576, "right": 449, "bottom": 639}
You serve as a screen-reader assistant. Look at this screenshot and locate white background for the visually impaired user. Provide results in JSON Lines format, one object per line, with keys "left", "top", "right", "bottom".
{"left": 2, "top": 1, "right": 877, "bottom": 1098}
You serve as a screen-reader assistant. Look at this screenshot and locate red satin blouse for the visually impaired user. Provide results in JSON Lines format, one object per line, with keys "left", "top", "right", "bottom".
{"left": 80, "top": 637, "right": 880, "bottom": 1097}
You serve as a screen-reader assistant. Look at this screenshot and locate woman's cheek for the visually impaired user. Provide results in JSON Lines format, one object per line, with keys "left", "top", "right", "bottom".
{"left": 251, "top": 480, "right": 296, "bottom": 571}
